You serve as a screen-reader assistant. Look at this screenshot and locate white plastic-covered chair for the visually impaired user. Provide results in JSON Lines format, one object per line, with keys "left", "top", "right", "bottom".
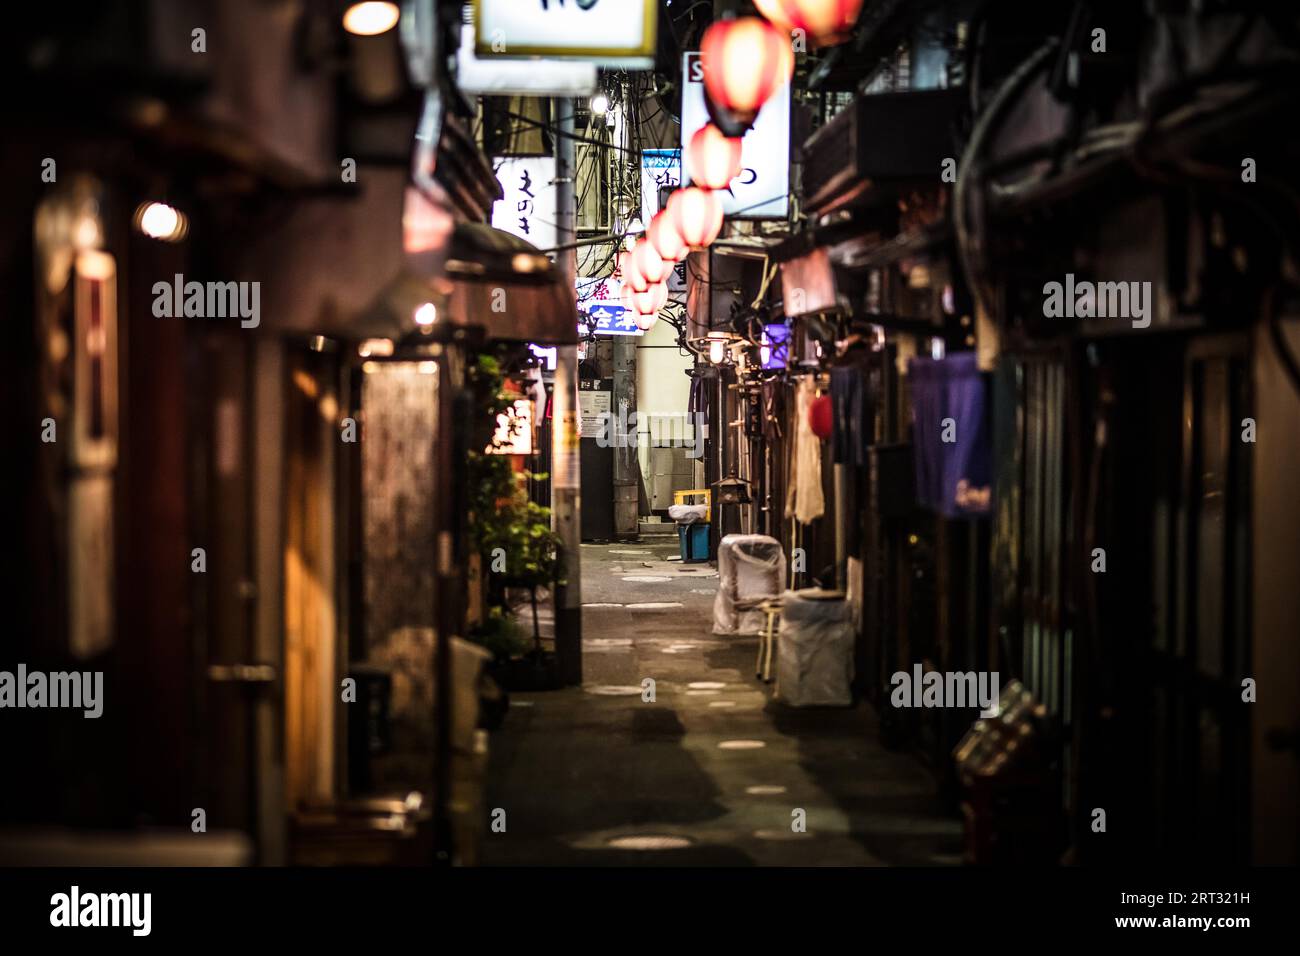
{"left": 712, "top": 534, "right": 786, "bottom": 636}
{"left": 775, "top": 588, "right": 854, "bottom": 707}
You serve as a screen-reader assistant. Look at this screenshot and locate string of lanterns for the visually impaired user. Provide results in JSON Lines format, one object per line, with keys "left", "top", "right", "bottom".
{"left": 618, "top": 3, "right": 861, "bottom": 335}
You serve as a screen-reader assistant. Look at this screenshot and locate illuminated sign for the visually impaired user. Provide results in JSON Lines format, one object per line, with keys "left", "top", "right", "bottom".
{"left": 488, "top": 399, "right": 535, "bottom": 455}
{"left": 681, "top": 52, "right": 790, "bottom": 219}
{"left": 492, "top": 156, "right": 557, "bottom": 250}
{"left": 456, "top": 23, "right": 597, "bottom": 96}
{"left": 474, "top": 0, "right": 657, "bottom": 68}
{"left": 640, "top": 149, "right": 680, "bottom": 226}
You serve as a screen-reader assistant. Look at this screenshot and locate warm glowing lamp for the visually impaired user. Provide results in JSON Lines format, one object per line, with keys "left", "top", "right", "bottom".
{"left": 754, "top": 0, "right": 864, "bottom": 46}
{"left": 633, "top": 238, "right": 673, "bottom": 284}
{"left": 343, "top": 2, "right": 400, "bottom": 36}
{"left": 632, "top": 283, "right": 668, "bottom": 316}
{"left": 686, "top": 124, "right": 743, "bottom": 190}
{"left": 647, "top": 209, "right": 688, "bottom": 263}
{"left": 667, "top": 187, "right": 724, "bottom": 249}
{"left": 699, "top": 17, "right": 793, "bottom": 135}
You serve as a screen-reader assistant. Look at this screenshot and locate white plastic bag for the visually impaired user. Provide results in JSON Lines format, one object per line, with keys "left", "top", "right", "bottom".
{"left": 775, "top": 588, "right": 853, "bottom": 707}
{"left": 712, "top": 534, "right": 785, "bottom": 635}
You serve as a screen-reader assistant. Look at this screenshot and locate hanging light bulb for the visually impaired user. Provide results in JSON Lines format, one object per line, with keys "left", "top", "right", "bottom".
{"left": 667, "top": 187, "right": 724, "bottom": 249}
{"left": 590, "top": 93, "right": 609, "bottom": 116}
{"left": 647, "top": 209, "right": 688, "bottom": 263}
{"left": 686, "top": 124, "right": 743, "bottom": 190}
{"left": 632, "top": 283, "right": 668, "bottom": 316}
{"left": 706, "top": 332, "right": 729, "bottom": 365}
{"left": 633, "top": 238, "right": 673, "bottom": 284}
{"left": 754, "top": 0, "right": 865, "bottom": 47}
{"left": 700, "top": 16, "right": 793, "bottom": 136}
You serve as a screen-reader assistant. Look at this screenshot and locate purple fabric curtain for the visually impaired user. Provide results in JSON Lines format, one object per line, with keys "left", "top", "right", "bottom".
{"left": 908, "top": 352, "right": 991, "bottom": 519}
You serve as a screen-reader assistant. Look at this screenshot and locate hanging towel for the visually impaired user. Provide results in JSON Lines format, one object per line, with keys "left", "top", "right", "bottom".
{"left": 785, "top": 377, "right": 826, "bottom": 524}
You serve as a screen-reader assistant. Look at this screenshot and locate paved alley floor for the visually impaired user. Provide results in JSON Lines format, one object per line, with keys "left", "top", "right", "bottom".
{"left": 482, "top": 539, "right": 963, "bottom": 866}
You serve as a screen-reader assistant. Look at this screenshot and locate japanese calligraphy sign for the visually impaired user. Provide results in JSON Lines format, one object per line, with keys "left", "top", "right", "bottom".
{"left": 681, "top": 52, "right": 791, "bottom": 219}
{"left": 474, "top": 0, "right": 657, "bottom": 68}
{"left": 492, "top": 156, "right": 558, "bottom": 250}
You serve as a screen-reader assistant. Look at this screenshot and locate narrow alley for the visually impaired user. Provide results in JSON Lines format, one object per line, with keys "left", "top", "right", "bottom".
{"left": 484, "top": 541, "right": 960, "bottom": 866}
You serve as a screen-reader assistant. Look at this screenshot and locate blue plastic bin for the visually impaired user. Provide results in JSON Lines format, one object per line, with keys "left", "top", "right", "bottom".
{"left": 678, "top": 522, "right": 710, "bottom": 563}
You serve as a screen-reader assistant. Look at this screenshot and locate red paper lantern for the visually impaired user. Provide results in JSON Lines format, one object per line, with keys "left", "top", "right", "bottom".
{"left": 700, "top": 16, "right": 793, "bottom": 133}
{"left": 634, "top": 311, "right": 657, "bottom": 332}
{"left": 632, "top": 283, "right": 668, "bottom": 316}
{"left": 647, "top": 210, "right": 688, "bottom": 263}
{"left": 633, "top": 238, "right": 673, "bottom": 284}
{"left": 667, "top": 187, "right": 724, "bottom": 249}
{"left": 809, "top": 393, "right": 833, "bottom": 440}
{"left": 686, "top": 124, "right": 743, "bottom": 190}
{"left": 754, "top": 0, "right": 864, "bottom": 46}
{"left": 619, "top": 248, "right": 651, "bottom": 293}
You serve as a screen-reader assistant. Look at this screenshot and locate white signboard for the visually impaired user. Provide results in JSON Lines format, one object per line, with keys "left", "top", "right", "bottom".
{"left": 640, "top": 149, "right": 680, "bottom": 226}
{"left": 456, "top": 24, "right": 597, "bottom": 96}
{"left": 475, "top": 0, "right": 657, "bottom": 67}
{"left": 681, "top": 52, "right": 791, "bottom": 219}
{"left": 492, "top": 156, "right": 558, "bottom": 249}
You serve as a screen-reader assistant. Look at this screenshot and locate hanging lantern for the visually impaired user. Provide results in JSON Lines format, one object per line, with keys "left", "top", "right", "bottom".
{"left": 686, "top": 124, "right": 743, "bottom": 191}
{"left": 700, "top": 16, "right": 793, "bottom": 136}
{"left": 667, "top": 187, "right": 724, "bottom": 249}
{"left": 754, "top": 0, "right": 864, "bottom": 47}
{"left": 647, "top": 210, "right": 688, "bottom": 263}
{"left": 633, "top": 238, "right": 673, "bottom": 284}
{"left": 634, "top": 310, "right": 657, "bottom": 332}
{"left": 620, "top": 248, "right": 651, "bottom": 293}
{"left": 632, "top": 282, "right": 668, "bottom": 316}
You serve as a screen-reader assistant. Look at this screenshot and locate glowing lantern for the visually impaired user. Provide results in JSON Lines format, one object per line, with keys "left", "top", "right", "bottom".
{"left": 700, "top": 16, "right": 793, "bottom": 135}
{"left": 648, "top": 210, "right": 688, "bottom": 263}
{"left": 632, "top": 283, "right": 668, "bottom": 316}
{"left": 753, "top": 0, "right": 864, "bottom": 46}
{"left": 633, "top": 238, "right": 673, "bottom": 284}
{"left": 667, "top": 187, "right": 724, "bottom": 249}
{"left": 620, "top": 248, "right": 651, "bottom": 293}
{"left": 686, "top": 124, "right": 743, "bottom": 190}
{"left": 634, "top": 311, "right": 657, "bottom": 332}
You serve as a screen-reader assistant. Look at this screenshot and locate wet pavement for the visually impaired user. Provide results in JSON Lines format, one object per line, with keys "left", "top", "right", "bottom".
{"left": 482, "top": 540, "right": 963, "bottom": 866}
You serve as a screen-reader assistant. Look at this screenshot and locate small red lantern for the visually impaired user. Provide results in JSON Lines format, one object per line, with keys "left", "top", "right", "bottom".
{"left": 633, "top": 238, "right": 673, "bottom": 284}
{"left": 634, "top": 310, "right": 657, "bottom": 332}
{"left": 700, "top": 16, "right": 793, "bottom": 136}
{"left": 809, "top": 393, "right": 833, "bottom": 440}
{"left": 648, "top": 210, "right": 688, "bottom": 263}
{"left": 754, "top": 0, "right": 864, "bottom": 46}
{"left": 686, "top": 124, "right": 743, "bottom": 191}
{"left": 667, "top": 187, "right": 724, "bottom": 249}
{"left": 632, "top": 283, "right": 668, "bottom": 316}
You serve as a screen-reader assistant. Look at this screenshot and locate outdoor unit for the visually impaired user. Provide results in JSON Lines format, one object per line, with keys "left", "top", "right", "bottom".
{"left": 801, "top": 88, "right": 965, "bottom": 216}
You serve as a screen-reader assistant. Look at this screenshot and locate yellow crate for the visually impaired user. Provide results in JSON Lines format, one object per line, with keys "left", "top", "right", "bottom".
{"left": 673, "top": 488, "right": 711, "bottom": 510}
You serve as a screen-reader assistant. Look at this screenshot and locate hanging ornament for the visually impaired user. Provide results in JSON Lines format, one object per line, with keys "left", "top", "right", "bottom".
{"left": 754, "top": 0, "right": 864, "bottom": 47}
{"left": 699, "top": 16, "right": 793, "bottom": 136}
{"left": 648, "top": 209, "right": 688, "bottom": 263}
{"left": 633, "top": 238, "right": 673, "bottom": 284}
{"left": 686, "top": 123, "right": 743, "bottom": 191}
{"left": 667, "top": 187, "right": 724, "bottom": 249}
{"left": 632, "top": 282, "right": 668, "bottom": 316}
